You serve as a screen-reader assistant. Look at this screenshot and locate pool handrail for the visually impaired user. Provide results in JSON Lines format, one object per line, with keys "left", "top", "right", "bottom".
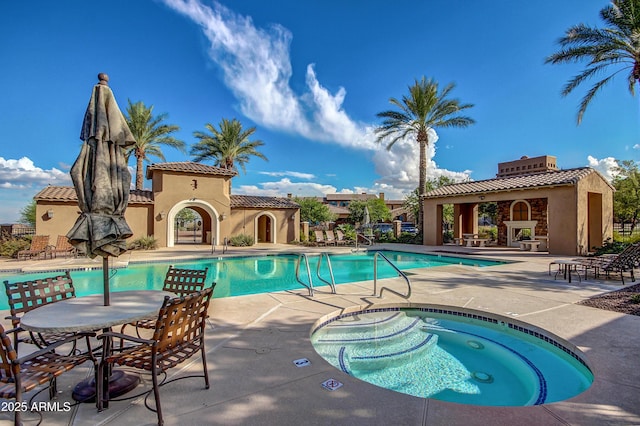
{"left": 373, "top": 251, "right": 411, "bottom": 299}
{"left": 315, "top": 252, "right": 337, "bottom": 294}
{"left": 294, "top": 253, "right": 314, "bottom": 296}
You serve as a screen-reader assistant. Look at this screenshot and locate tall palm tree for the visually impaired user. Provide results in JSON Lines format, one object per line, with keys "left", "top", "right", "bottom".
{"left": 376, "top": 77, "right": 474, "bottom": 233}
{"left": 546, "top": 0, "right": 640, "bottom": 124}
{"left": 124, "top": 100, "right": 186, "bottom": 190}
{"left": 191, "top": 118, "right": 267, "bottom": 173}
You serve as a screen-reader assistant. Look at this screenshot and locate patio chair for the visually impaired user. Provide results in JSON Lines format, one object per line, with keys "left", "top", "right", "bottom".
{"left": 600, "top": 243, "right": 640, "bottom": 284}
{"left": 335, "top": 229, "right": 348, "bottom": 245}
{"left": 119, "top": 266, "right": 209, "bottom": 341}
{"left": 4, "top": 271, "right": 78, "bottom": 354}
{"left": 314, "top": 230, "right": 327, "bottom": 246}
{"left": 0, "top": 324, "right": 95, "bottom": 426}
{"left": 579, "top": 243, "right": 640, "bottom": 284}
{"left": 97, "top": 284, "right": 215, "bottom": 425}
{"left": 46, "top": 235, "right": 77, "bottom": 258}
{"left": 325, "top": 230, "right": 337, "bottom": 246}
{"left": 16, "top": 235, "right": 50, "bottom": 261}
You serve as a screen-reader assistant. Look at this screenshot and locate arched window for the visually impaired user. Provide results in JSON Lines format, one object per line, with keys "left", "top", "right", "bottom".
{"left": 512, "top": 201, "right": 529, "bottom": 221}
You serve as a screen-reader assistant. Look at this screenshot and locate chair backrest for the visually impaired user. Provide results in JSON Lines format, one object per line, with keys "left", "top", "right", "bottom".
{"left": 609, "top": 242, "right": 640, "bottom": 267}
{"left": 152, "top": 284, "right": 215, "bottom": 355}
{"left": 29, "top": 235, "right": 49, "bottom": 251}
{"left": 162, "top": 266, "right": 209, "bottom": 297}
{"left": 336, "top": 230, "right": 345, "bottom": 241}
{"left": 55, "top": 235, "right": 73, "bottom": 251}
{"left": 0, "top": 324, "right": 19, "bottom": 382}
{"left": 325, "top": 230, "right": 336, "bottom": 242}
{"left": 4, "top": 271, "right": 75, "bottom": 327}
{"left": 314, "top": 230, "right": 324, "bottom": 242}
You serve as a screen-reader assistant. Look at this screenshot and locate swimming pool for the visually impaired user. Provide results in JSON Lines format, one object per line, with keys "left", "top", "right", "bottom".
{"left": 311, "top": 305, "right": 593, "bottom": 406}
{"left": 0, "top": 250, "right": 508, "bottom": 310}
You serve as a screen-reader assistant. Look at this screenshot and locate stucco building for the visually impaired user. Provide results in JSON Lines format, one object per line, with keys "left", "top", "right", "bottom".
{"left": 422, "top": 156, "right": 615, "bottom": 255}
{"left": 33, "top": 162, "right": 300, "bottom": 248}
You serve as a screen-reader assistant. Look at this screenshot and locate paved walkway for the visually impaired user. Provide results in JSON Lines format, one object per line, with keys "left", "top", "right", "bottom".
{"left": 1, "top": 243, "right": 639, "bottom": 425}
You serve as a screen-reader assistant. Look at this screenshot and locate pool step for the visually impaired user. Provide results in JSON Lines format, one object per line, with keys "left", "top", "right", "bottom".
{"left": 343, "top": 331, "right": 438, "bottom": 371}
{"left": 316, "top": 311, "right": 420, "bottom": 342}
{"left": 314, "top": 311, "right": 439, "bottom": 373}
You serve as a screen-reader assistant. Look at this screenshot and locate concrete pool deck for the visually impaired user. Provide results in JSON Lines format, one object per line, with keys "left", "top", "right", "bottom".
{"left": 1, "top": 243, "right": 639, "bottom": 425}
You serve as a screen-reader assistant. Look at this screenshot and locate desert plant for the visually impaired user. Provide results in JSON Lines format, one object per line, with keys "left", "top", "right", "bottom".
{"left": 229, "top": 234, "right": 254, "bottom": 246}
{"left": 128, "top": 235, "right": 158, "bottom": 250}
{"left": 0, "top": 235, "right": 31, "bottom": 258}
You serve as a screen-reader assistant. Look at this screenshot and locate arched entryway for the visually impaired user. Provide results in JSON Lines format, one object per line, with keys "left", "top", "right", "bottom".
{"left": 255, "top": 212, "right": 276, "bottom": 244}
{"left": 166, "top": 200, "right": 221, "bottom": 247}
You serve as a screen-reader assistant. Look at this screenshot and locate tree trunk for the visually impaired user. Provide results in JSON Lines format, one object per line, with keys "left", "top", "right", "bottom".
{"left": 417, "top": 131, "right": 428, "bottom": 235}
{"left": 136, "top": 155, "right": 144, "bottom": 190}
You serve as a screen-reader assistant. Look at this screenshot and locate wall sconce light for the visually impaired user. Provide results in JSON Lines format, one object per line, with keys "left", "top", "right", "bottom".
{"left": 479, "top": 195, "right": 485, "bottom": 201}
{"left": 219, "top": 213, "right": 227, "bottom": 221}
{"left": 290, "top": 213, "right": 296, "bottom": 221}
{"left": 159, "top": 211, "right": 166, "bottom": 220}
{"left": 191, "top": 179, "right": 198, "bottom": 190}
{"left": 46, "top": 209, "right": 54, "bottom": 219}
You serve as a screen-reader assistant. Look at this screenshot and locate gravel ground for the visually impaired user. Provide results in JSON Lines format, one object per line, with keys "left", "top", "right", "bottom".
{"left": 578, "top": 282, "right": 640, "bottom": 316}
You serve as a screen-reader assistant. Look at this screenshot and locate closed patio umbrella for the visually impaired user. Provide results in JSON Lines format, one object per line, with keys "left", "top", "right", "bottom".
{"left": 67, "top": 73, "right": 135, "bottom": 306}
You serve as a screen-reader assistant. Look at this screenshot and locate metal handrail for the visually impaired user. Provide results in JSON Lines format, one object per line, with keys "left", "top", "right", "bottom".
{"left": 295, "top": 253, "right": 314, "bottom": 296}
{"left": 315, "top": 252, "right": 337, "bottom": 294}
{"left": 373, "top": 251, "right": 411, "bottom": 299}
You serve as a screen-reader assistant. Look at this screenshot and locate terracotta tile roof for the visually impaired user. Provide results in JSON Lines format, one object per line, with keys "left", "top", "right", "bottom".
{"left": 325, "top": 193, "right": 378, "bottom": 201}
{"left": 230, "top": 195, "right": 300, "bottom": 209}
{"left": 424, "top": 167, "right": 612, "bottom": 198}
{"left": 146, "top": 162, "right": 237, "bottom": 178}
{"left": 34, "top": 186, "right": 154, "bottom": 204}
{"left": 327, "top": 205, "right": 350, "bottom": 215}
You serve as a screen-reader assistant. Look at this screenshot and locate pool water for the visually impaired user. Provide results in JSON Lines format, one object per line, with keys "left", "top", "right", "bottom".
{"left": 311, "top": 308, "right": 593, "bottom": 406}
{"left": 0, "top": 250, "right": 507, "bottom": 310}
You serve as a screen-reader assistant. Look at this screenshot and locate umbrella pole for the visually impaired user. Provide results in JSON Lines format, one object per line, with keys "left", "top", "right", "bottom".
{"left": 103, "top": 257, "right": 110, "bottom": 306}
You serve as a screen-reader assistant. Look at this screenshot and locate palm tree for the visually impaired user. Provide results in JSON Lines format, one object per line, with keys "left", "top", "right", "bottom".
{"left": 191, "top": 118, "right": 267, "bottom": 173}
{"left": 124, "top": 100, "right": 186, "bottom": 190}
{"left": 545, "top": 0, "right": 640, "bottom": 124}
{"left": 376, "top": 77, "right": 474, "bottom": 233}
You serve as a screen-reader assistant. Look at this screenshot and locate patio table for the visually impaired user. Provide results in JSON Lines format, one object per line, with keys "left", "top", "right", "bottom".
{"left": 20, "top": 290, "right": 173, "bottom": 406}
{"left": 552, "top": 259, "right": 583, "bottom": 283}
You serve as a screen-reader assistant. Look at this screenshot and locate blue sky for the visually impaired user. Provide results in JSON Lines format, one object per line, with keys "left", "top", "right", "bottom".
{"left": 1, "top": 0, "right": 639, "bottom": 223}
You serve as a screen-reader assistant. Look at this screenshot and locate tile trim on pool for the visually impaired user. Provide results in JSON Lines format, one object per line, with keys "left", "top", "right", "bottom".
{"left": 312, "top": 305, "right": 592, "bottom": 372}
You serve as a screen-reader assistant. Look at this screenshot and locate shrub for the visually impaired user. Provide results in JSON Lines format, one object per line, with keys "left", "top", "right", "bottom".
{"left": 128, "top": 235, "right": 157, "bottom": 250}
{"left": 591, "top": 238, "right": 628, "bottom": 256}
{"left": 229, "top": 234, "right": 254, "bottom": 246}
{"left": 336, "top": 224, "right": 356, "bottom": 241}
{"left": 0, "top": 235, "right": 31, "bottom": 258}
{"left": 396, "top": 232, "right": 422, "bottom": 244}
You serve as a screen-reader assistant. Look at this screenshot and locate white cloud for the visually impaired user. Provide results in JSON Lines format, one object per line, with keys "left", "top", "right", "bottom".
{"left": 259, "top": 170, "right": 315, "bottom": 179}
{"left": 0, "top": 157, "right": 71, "bottom": 188}
{"left": 233, "top": 178, "right": 337, "bottom": 197}
{"left": 587, "top": 155, "right": 619, "bottom": 181}
{"left": 634, "top": 144, "right": 640, "bottom": 150}
{"left": 163, "top": 0, "right": 469, "bottom": 194}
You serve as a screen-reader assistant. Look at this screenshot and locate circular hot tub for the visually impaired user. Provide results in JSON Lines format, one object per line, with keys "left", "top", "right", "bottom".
{"left": 311, "top": 304, "right": 593, "bottom": 406}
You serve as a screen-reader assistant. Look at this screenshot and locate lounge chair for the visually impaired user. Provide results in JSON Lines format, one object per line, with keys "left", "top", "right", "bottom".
{"left": 335, "top": 229, "right": 348, "bottom": 245}
{"left": 314, "top": 230, "right": 326, "bottom": 246}
{"left": 325, "top": 230, "right": 337, "bottom": 246}
{"left": 16, "top": 235, "right": 50, "bottom": 261}
{"left": 578, "top": 243, "right": 640, "bottom": 284}
{"left": 47, "top": 235, "right": 77, "bottom": 258}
